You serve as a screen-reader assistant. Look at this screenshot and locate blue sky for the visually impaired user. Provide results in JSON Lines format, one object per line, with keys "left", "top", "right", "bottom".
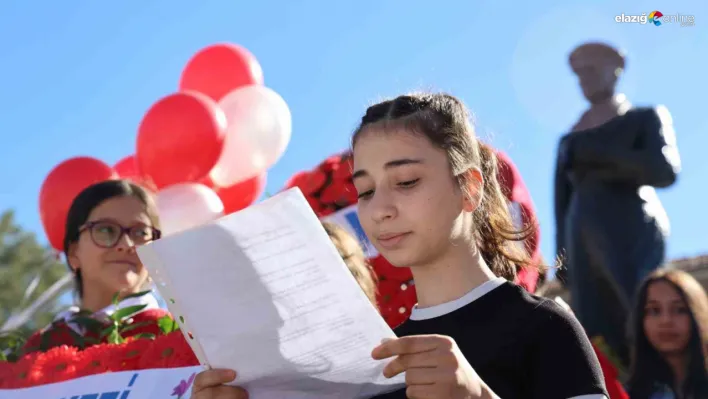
{"left": 0, "top": 0, "right": 706, "bottom": 272}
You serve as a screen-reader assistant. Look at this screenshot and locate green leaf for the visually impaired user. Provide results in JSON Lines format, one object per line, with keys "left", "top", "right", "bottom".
{"left": 119, "top": 321, "right": 152, "bottom": 334}
{"left": 100, "top": 325, "right": 118, "bottom": 340}
{"left": 131, "top": 333, "right": 156, "bottom": 341}
{"left": 70, "top": 316, "right": 105, "bottom": 332}
{"left": 110, "top": 304, "right": 148, "bottom": 322}
{"left": 122, "top": 290, "right": 152, "bottom": 300}
{"left": 0, "top": 352, "right": 6, "bottom": 362}
{"left": 157, "top": 315, "right": 177, "bottom": 335}
{"left": 106, "top": 329, "right": 124, "bottom": 345}
{"left": 111, "top": 292, "right": 121, "bottom": 306}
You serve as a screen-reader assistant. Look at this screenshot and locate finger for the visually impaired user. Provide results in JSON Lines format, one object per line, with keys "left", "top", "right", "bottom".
{"left": 382, "top": 351, "right": 439, "bottom": 378}
{"left": 192, "top": 385, "right": 249, "bottom": 399}
{"left": 193, "top": 369, "right": 237, "bottom": 391}
{"left": 403, "top": 367, "right": 438, "bottom": 386}
{"left": 373, "top": 335, "right": 451, "bottom": 359}
{"left": 405, "top": 384, "right": 437, "bottom": 399}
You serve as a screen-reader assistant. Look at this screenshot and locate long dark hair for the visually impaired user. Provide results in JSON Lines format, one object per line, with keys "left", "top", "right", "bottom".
{"left": 63, "top": 179, "right": 160, "bottom": 297}
{"left": 351, "top": 92, "right": 542, "bottom": 280}
{"left": 628, "top": 268, "right": 708, "bottom": 398}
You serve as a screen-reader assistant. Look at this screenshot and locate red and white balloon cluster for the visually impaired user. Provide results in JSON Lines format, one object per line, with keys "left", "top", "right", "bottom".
{"left": 39, "top": 44, "right": 288, "bottom": 251}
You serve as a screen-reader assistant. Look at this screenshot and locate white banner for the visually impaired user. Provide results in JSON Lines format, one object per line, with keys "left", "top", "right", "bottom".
{"left": 1, "top": 365, "right": 204, "bottom": 399}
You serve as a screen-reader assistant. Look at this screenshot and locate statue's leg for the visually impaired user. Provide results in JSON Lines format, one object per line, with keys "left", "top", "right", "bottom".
{"left": 621, "top": 222, "right": 666, "bottom": 301}
{"left": 584, "top": 226, "right": 633, "bottom": 368}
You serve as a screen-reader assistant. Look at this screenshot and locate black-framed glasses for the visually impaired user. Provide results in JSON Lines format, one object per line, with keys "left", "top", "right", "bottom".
{"left": 79, "top": 220, "right": 161, "bottom": 249}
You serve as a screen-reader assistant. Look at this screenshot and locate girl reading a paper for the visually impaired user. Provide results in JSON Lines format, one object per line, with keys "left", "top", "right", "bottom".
{"left": 24, "top": 180, "right": 168, "bottom": 352}
{"left": 192, "top": 93, "right": 608, "bottom": 399}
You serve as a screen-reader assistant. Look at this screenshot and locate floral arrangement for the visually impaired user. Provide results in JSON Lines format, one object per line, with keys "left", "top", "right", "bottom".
{"left": 284, "top": 151, "right": 417, "bottom": 328}
{"left": 0, "top": 291, "right": 199, "bottom": 389}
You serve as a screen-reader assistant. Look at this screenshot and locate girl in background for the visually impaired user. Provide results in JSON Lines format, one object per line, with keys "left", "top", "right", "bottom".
{"left": 24, "top": 180, "right": 167, "bottom": 352}
{"left": 627, "top": 268, "right": 708, "bottom": 399}
{"left": 322, "top": 221, "right": 378, "bottom": 308}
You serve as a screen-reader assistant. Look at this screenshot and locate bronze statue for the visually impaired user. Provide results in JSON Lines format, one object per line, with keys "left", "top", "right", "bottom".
{"left": 554, "top": 42, "right": 681, "bottom": 365}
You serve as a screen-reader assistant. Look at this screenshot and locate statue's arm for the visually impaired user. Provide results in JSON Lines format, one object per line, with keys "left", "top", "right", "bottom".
{"left": 569, "top": 106, "right": 680, "bottom": 188}
{"left": 553, "top": 139, "right": 572, "bottom": 283}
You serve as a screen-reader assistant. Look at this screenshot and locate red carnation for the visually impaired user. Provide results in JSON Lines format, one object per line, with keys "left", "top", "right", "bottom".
{"left": 139, "top": 332, "right": 198, "bottom": 369}
{"left": 320, "top": 181, "right": 345, "bottom": 205}
{"left": 74, "top": 343, "right": 121, "bottom": 377}
{"left": 122, "top": 308, "right": 171, "bottom": 339}
{"left": 0, "top": 360, "right": 13, "bottom": 389}
{"left": 28, "top": 345, "right": 79, "bottom": 386}
{"left": 338, "top": 181, "right": 358, "bottom": 205}
{"left": 112, "top": 337, "right": 155, "bottom": 371}
{"left": 321, "top": 155, "right": 343, "bottom": 172}
{"left": 6, "top": 351, "right": 40, "bottom": 389}
{"left": 333, "top": 153, "right": 353, "bottom": 181}
{"left": 303, "top": 170, "right": 328, "bottom": 196}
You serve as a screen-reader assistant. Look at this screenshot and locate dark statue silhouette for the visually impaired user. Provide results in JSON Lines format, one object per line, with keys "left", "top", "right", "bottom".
{"left": 554, "top": 42, "right": 681, "bottom": 366}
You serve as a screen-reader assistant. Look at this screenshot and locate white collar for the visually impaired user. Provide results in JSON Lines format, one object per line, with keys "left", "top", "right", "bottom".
{"left": 409, "top": 278, "right": 506, "bottom": 320}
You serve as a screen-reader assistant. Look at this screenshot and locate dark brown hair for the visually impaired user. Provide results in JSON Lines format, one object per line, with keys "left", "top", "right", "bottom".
{"left": 628, "top": 268, "right": 708, "bottom": 398}
{"left": 63, "top": 179, "right": 160, "bottom": 298}
{"left": 323, "top": 221, "right": 378, "bottom": 308}
{"left": 351, "top": 92, "right": 540, "bottom": 280}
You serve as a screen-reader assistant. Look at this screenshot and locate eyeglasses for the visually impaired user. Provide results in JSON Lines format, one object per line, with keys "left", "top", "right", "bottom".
{"left": 79, "top": 220, "right": 161, "bottom": 249}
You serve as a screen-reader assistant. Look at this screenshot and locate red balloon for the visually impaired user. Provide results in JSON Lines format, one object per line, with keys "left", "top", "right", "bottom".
{"left": 136, "top": 91, "right": 226, "bottom": 189}
{"left": 179, "top": 44, "right": 264, "bottom": 102}
{"left": 39, "top": 157, "right": 118, "bottom": 251}
{"left": 114, "top": 155, "right": 139, "bottom": 179}
{"left": 114, "top": 155, "right": 155, "bottom": 191}
{"left": 216, "top": 173, "right": 267, "bottom": 215}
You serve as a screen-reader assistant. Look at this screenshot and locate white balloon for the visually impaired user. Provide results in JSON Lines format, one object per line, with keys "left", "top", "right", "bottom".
{"left": 156, "top": 183, "right": 224, "bottom": 236}
{"left": 210, "top": 85, "right": 291, "bottom": 187}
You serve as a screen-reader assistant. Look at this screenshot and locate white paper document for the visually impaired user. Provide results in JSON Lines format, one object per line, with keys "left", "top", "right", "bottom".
{"left": 137, "top": 188, "right": 405, "bottom": 399}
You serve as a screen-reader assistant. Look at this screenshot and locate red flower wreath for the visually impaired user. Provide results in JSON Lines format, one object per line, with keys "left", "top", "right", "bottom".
{"left": 5, "top": 351, "right": 40, "bottom": 389}
{"left": 72, "top": 343, "right": 123, "bottom": 377}
{"left": 27, "top": 345, "right": 79, "bottom": 385}
{"left": 138, "top": 332, "right": 199, "bottom": 369}
{"left": 0, "top": 358, "right": 13, "bottom": 389}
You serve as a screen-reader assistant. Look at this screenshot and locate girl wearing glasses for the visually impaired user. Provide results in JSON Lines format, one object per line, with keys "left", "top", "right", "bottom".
{"left": 23, "top": 179, "right": 167, "bottom": 353}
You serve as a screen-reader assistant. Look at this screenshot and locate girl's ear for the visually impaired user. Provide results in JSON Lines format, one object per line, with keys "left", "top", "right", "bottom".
{"left": 462, "top": 168, "right": 484, "bottom": 212}
{"left": 67, "top": 242, "right": 81, "bottom": 272}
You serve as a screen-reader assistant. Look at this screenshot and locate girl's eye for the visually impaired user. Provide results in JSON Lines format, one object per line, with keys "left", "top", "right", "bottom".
{"left": 674, "top": 306, "right": 689, "bottom": 315}
{"left": 357, "top": 190, "right": 374, "bottom": 200}
{"left": 645, "top": 307, "right": 661, "bottom": 316}
{"left": 398, "top": 178, "right": 420, "bottom": 188}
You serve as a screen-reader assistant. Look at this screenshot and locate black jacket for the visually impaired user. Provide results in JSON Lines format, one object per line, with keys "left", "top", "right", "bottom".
{"left": 553, "top": 106, "right": 680, "bottom": 284}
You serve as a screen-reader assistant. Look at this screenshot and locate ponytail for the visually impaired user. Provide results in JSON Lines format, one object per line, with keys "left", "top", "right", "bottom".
{"left": 472, "top": 143, "right": 541, "bottom": 280}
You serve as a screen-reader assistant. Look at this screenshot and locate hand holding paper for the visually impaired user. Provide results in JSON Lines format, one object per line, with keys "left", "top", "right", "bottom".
{"left": 137, "top": 188, "right": 405, "bottom": 399}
